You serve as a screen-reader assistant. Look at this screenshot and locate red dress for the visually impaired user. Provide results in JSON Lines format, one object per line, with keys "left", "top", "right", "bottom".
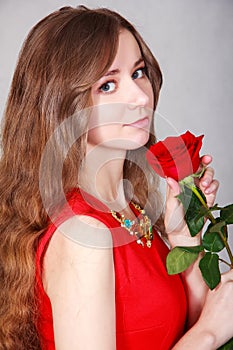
{"left": 36, "top": 188, "right": 187, "bottom": 349}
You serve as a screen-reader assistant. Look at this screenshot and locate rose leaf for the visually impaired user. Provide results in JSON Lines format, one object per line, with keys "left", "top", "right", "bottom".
{"left": 202, "top": 221, "right": 227, "bottom": 252}
{"left": 220, "top": 204, "right": 233, "bottom": 224}
{"left": 209, "top": 203, "right": 222, "bottom": 212}
{"left": 166, "top": 246, "right": 202, "bottom": 274}
{"left": 199, "top": 252, "right": 221, "bottom": 290}
{"left": 177, "top": 185, "right": 206, "bottom": 236}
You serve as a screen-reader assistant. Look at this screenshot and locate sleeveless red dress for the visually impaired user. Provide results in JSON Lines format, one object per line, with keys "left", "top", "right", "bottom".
{"left": 36, "top": 188, "right": 187, "bottom": 349}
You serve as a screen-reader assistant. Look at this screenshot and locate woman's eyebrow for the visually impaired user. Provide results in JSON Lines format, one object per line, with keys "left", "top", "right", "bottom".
{"left": 103, "top": 57, "right": 144, "bottom": 77}
{"left": 133, "top": 57, "right": 144, "bottom": 68}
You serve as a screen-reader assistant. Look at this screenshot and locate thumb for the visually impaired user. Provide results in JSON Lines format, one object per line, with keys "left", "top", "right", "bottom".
{"left": 165, "top": 177, "right": 185, "bottom": 234}
{"left": 166, "top": 177, "right": 181, "bottom": 200}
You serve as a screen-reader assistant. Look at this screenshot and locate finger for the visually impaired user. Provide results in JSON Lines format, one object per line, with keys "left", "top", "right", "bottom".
{"left": 166, "top": 177, "right": 181, "bottom": 199}
{"left": 196, "top": 155, "right": 212, "bottom": 174}
{"left": 221, "top": 268, "right": 233, "bottom": 283}
{"left": 198, "top": 166, "right": 219, "bottom": 207}
{"left": 165, "top": 178, "right": 185, "bottom": 233}
{"left": 200, "top": 167, "right": 215, "bottom": 188}
{"left": 202, "top": 179, "right": 219, "bottom": 195}
{"left": 200, "top": 154, "right": 212, "bottom": 167}
{"left": 201, "top": 179, "right": 219, "bottom": 207}
{"left": 165, "top": 177, "right": 181, "bottom": 212}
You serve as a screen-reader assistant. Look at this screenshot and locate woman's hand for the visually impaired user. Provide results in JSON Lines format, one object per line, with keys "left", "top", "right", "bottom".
{"left": 165, "top": 155, "right": 219, "bottom": 246}
{"left": 196, "top": 268, "right": 233, "bottom": 348}
{"left": 173, "top": 268, "right": 233, "bottom": 349}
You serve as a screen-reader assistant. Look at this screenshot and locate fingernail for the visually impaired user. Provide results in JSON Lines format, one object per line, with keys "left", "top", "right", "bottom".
{"left": 202, "top": 180, "right": 209, "bottom": 186}
{"left": 166, "top": 178, "right": 173, "bottom": 189}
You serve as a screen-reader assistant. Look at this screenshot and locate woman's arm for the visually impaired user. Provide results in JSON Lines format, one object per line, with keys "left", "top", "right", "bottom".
{"left": 42, "top": 215, "right": 116, "bottom": 350}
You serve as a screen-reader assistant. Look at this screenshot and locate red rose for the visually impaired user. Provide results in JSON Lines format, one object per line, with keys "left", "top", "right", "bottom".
{"left": 146, "top": 131, "right": 204, "bottom": 181}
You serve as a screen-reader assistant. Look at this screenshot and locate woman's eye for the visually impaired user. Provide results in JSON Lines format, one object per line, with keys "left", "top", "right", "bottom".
{"left": 132, "top": 67, "right": 146, "bottom": 80}
{"left": 99, "top": 81, "right": 116, "bottom": 93}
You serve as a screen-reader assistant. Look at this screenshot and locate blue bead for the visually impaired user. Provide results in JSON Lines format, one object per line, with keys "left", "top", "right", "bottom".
{"left": 124, "top": 219, "right": 132, "bottom": 228}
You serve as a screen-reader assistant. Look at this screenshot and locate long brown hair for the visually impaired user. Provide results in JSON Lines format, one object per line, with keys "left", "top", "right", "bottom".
{"left": 0, "top": 6, "right": 163, "bottom": 349}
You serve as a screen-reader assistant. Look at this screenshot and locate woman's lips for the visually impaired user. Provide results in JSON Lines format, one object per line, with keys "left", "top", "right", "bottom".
{"left": 124, "top": 116, "right": 149, "bottom": 129}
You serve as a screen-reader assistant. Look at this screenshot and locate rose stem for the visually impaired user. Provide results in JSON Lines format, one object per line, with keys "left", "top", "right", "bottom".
{"left": 191, "top": 185, "right": 233, "bottom": 268}
{"left": 219, "top": 258, "right": 232, "bottom": 268}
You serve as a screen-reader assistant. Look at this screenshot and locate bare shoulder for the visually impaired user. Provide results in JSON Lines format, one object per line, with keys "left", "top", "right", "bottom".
{"left": 43, "top": 214, "right": 114, "bottom": 297}
{"left": 42, "top": 215, "right": 116, "bottom": 349}
{"left": 55, "top": 213, "right": 113, "bottom": 249}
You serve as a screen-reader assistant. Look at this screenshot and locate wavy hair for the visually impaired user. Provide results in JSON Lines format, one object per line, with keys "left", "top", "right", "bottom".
{"left": 0, "top": 6, "right": 163, "bottom": 349}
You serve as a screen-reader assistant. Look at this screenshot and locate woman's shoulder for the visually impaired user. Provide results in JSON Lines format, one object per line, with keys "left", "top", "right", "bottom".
{"left": 38, "top": 187, "right": 113, "bottom": 252}
{"left": 36, "top": 188, "right": 114, "bottom": 293}
{"left": 40, "top": 210, "right": 114, "bottom": 284}
{"left": 41, "top": 216, "right": 115, "bottom": 349}
{"left": 44, "top": 215, "right": 113, "bottom": 267}
{"left": 41, "top": 212, "right": 114, "bottom": 299}
{"left": 51, "top": 213, "right": 113, "bottom": 251}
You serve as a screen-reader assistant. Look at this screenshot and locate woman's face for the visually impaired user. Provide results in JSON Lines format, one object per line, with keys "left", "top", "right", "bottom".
{"left": 88, "top": 29, "right": 154, "bottom": 151}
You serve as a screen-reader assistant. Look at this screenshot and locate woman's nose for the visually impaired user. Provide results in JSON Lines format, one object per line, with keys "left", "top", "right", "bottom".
{"left": 126, "top": 80, "right": 150, "bottom": 108}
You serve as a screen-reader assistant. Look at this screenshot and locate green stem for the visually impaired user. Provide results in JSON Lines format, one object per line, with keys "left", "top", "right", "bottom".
{"left": 218, "top": 230, "right": 233, "bottom": 268}
{"left": 219, "top": 258, "right": 232, "bottom": 268}
{"left": 191, "top": 186, "right": 216, "bottom": 224}
{"left": 190, "top": 185, "right": 233, "bottom": 268}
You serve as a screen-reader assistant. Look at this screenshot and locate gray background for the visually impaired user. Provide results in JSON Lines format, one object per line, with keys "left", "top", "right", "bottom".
{"left": 0, "top": 0, "right": 233, "bottom": 264}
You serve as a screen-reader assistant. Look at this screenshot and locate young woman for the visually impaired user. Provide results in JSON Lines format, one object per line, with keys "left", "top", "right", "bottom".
{"left": 0, "top": 6, "right": 233, "bottom": 350}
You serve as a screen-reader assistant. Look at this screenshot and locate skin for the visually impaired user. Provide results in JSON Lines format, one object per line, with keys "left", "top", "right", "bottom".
{"left": 81, "top": 29, "right": 154, "bottom": 208}
{"left": 43, "top": 29, "right": 233, "bottom": 350}
{"left": 89, "top": 29, "right": 154, "bottom": 150}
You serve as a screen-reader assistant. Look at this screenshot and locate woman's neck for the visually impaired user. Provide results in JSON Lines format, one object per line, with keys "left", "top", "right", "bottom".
{"left": 78, "top": 145, "right": 128, "bottom": 212}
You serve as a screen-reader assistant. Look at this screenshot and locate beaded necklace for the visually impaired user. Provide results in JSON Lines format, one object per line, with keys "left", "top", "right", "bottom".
{"left": 110, "top": 202, "right": 153, "bottom": 248}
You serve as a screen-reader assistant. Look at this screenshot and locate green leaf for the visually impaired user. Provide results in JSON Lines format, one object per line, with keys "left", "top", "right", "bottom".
{"left": 187, "top": 212, "right": 205, "bottom": 237}
{"left": 199, "top": 252, "right": 221, "bottom": 290}
{"left": 166, "top": 246, "right": 202, "bottom": 275}
{"left": 202, "top": 232, "right": 225, "bottom": 253}
{"left": 198, "top": 204, "right": 222, "bottom": 217}
{"left": 202, "top": 221, "right": 227, "bottom": 252}
{"left": 209, "top": 203, "right": 223, "bottom": 211}
{"left": 220, "top": 204, "right": 233, "bottom": 224}
{"left": 177, "top": 245, "right": 204, "bottom": 254}
{"left": 217, "top": 337, "right": 233, "bottom": 350}
{"left": 195, "top": 206, "right": 211, "bottom": 221}
{"left": 177, "top": 185, "right": 206, "bottom": 236}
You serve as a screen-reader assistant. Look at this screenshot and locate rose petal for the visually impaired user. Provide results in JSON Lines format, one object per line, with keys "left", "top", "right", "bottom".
{"left": 146, "top": 131, "right": 204, "bottom": 181}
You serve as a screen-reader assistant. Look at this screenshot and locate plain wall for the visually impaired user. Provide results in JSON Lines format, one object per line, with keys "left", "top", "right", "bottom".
{"left": 1, "top": 0, "right": 233, "bottom": 265}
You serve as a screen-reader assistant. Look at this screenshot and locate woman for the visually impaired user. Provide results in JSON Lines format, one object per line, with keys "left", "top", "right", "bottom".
{"left": 0, "top": 5, "right": 233, "bottom": 350}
